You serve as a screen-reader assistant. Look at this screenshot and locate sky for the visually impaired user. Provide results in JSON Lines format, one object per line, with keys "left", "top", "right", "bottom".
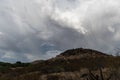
{"left": 0, "top": 0, "right": 120, "bottom": 62}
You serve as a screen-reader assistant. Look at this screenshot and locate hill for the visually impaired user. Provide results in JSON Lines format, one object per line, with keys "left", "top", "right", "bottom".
{"left": 56, "top": 48, "right": 110, "bottom": 58}
{"left": 0, "top": 48, "right": 120, "bottom": 80}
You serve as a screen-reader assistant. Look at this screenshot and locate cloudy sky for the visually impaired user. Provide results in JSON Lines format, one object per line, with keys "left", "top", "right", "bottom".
{"left": 0, "top": 0, "right": 120, "bottom": 62}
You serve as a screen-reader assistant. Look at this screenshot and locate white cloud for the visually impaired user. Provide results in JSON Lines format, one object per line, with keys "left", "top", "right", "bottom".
{"left": 24, "top": 53, "right": 40, "bottom": 61}
{"left": 108, "top": 27, "right": 115, "bottom": 33}
{"left": 0, "top": 0, "right": 120, "bottom": 62}
{"left": 45, "top": 50, "right": 62, "bottom": 58}
{"left": 2, "top": 51, "right": 15, "bottom": 59}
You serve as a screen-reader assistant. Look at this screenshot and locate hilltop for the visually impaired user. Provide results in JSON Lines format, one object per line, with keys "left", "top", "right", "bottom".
{"left": 56, "top": 48, "right": 110, "bottom": 58}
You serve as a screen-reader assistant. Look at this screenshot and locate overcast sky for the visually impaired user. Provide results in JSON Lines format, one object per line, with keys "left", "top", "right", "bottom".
{"left": 0, "top": 0, "right": 120, "bottom": 62}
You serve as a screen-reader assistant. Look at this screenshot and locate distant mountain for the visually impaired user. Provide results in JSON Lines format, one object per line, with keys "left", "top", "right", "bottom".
{"left": 0, "top": 48, "right": 119, "bottom": 80}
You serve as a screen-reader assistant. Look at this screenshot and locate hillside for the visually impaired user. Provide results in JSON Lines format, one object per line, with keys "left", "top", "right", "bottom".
{"left": 56, "top": 48, "right": 110, "bottom": 58}
{"left": 0, "top": 48, "right": 120, "bottom": 80}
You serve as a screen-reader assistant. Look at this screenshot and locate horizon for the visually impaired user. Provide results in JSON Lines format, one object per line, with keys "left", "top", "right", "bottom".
{"left": 1, "top": 48, "right": 114, "bottom": 63}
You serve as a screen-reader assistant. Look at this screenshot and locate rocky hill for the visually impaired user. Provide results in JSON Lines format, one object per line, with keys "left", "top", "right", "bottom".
{"left": 56, "top": 48, "right": 110, "bottom": 58}
{"left": 0, "top": 48, "right": 119, "bottom": 80}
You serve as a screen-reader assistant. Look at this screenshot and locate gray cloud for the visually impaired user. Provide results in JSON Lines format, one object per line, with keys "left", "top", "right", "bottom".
{"left": 0, "top": 0, "right": 120, "bottom": 62}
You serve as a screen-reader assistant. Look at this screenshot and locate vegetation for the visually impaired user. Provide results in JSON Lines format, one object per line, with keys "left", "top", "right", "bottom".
{"left": 0, "top": 61, "right": 30, "bottom": 73}
{"left": 0, "top": 48, "right": 119, "bottom": 80}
